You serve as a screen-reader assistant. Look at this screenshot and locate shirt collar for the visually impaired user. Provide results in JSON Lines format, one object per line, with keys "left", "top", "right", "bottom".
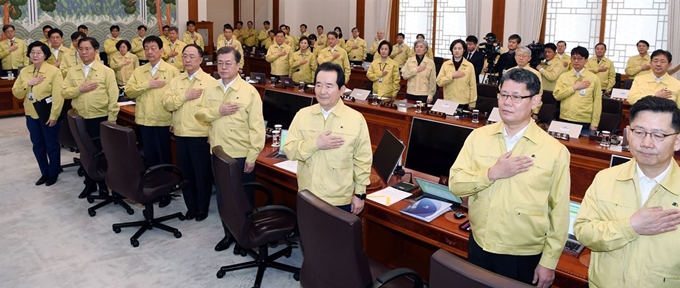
{"left": 574, "top": 68, "right": 585, "bottom": 77}
{"left": 636, "top": 162, "right": 672, "bottom": 184}
{"left": 312, "top": 100, "right": 345, "bottom": 117}
{"left": 502, "top": 122, "right": 531, "bottom": 142}
{"left": 491, "top": 121, "right": 541, "bottom": 144}
{"left": 150, "top": 61, "right": 161, "bottom": 71}
{"left": 654, "top": 74, "right": 665, "bottom": 83}
{"left": 187, "top": 70, "right": 199, "bottom": 81}
{"left": 616, "top": 159, "right": 680, "bottom": 195}
{"left": 82, "top": 62, "right": 94, "bottom": 70}
{"left": 218, "top": 77, "right": 238, "bottom": 93}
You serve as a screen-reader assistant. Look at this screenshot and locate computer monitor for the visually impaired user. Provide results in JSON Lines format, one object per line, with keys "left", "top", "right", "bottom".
{"left": 610, "top": 154, "right": 631, "bottom": 167}
{"left": 404, "top": 118, "right": 473, "bottom": 177}
{"left": 262, "top": 89, "right": 314, "bottom": 130}
{"left": 372, "top": 130, "right": 405, "bottom": 184}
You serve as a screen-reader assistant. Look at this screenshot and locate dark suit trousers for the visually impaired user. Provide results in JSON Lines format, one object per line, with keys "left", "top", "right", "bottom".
{"left": 139, "top": 125, "right": 172, "bottom": 167}
{"left": 468, "top": 233, "right": 541, "bottom": 285}
{"left": 175, "top": 136, "right": 212, "bottom": 214}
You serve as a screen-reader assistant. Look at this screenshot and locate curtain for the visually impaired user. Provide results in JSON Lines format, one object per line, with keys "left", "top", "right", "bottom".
{"left": 381, "top": 0, "right": 393, "bottom": 38}
{"left": 517, "top": 0, "right": 545, "bottom": 44}
{"left": 669, "top": 0, "right": 680, "bottom": 78}
{"left": 465, "top": 0, "right": 482, "bottom": 38}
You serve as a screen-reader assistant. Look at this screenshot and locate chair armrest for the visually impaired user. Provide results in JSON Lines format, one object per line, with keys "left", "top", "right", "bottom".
{"left": 243, "top": 181, "right": 273, "bottom": 206}
{"left": 249, "top": 204, "right": 297, "bottom": 219}
{"left": 372, "top": 268, "right": 424, "bottom": 288}
{"left": 144, "top": 164, "right": 184, "bottom": 178}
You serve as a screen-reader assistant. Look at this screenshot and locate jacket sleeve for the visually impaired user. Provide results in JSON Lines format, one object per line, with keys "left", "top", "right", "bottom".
{"left": 161, "top": 78, "right": 187, "bottom": 112}
{"left": 448, "top": 131, "right": 493, "bottom": 197}
{"left": 627, "top": 78, "right": 646, "bottom": 104}
{"left": 436, "top": 64, "right": 454, "bottom": 87}
{"left": 468, "top": 65, "right": 478, "bottom": 108}
{"left": 124, "top": 70, "right": 150, "bottom": 99}
{"left": 352, "top": 117, "right": 372, "bottom": 195}
{"left": 552, "top": 74, "right": 575, "bottom": 101}
{"left": 366, "top": 61, "right": 380, "bottom": 82}
{"left": 401, "top": 58, "right": 417, "bottom": 80}
{"left": 265, "top": 45, "right": 280, "bottom": 63}
{"left": 246, "top": 92, "right": 266, "bottom": 163}
{"left": 194, "top": 91, "right": 223, "bottom": 123}
{"left": 105, "top": 69, "right": 120, "bottom": 121}
{"left": 428, "top": 63, "right": 437, "bottom": 100}
{"left": 49, "top": 69, "right": 64, "bottom": 121}
{"left": 606, "top": 62, "right": 616, "bottom": 91}
{"left": 538, "top": 147, "right": 571, "bottom": 269}
{"left": 591, "top": 78, "right": 603, "bottom": 127}
{"left": 391, "top": 64, "right": 401, "bottom": 97}
{"left": 282, "top": 113, "right": 319, "bottom": 162}
{"left": 625, "top": 57, "right": 641, "bottom": 77}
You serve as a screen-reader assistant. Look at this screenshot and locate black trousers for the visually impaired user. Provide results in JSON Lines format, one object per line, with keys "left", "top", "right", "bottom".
{"left": 467, "top": 233, "right": 541, "bottom": 285}
{"left": 175, "top": 136, "right": 212, "bottom": 214}
{"left": 84, "top": 116, "right": 108, "bottom": 191}
{"left": 139, "top": 125, "right": 172, "bottom": 167}
{"left": 214, "top": 157, "right": 255, "bottom": 237}
{"left": 26, "top": 116, "right": 61, "bottom": 177}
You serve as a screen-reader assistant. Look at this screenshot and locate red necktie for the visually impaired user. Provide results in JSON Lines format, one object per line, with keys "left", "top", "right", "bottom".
{"left": 10, "top": 39, "right": 14, "bottom": 46}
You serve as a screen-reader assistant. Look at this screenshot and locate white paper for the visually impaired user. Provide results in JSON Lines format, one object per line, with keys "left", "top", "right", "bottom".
{"left": 117, "top": 101, "right": 136, "bottom": 106}
{"left": 366, "top": 186, "right": 412, "bottom": 206}
{"left": 273, "top": 160, "right": 298, "bottom": 174}
{"left": 344, "top": 88, "right": 352, "bottom": 94}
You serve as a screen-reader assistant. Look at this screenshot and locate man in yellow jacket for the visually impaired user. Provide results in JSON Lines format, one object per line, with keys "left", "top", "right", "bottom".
{"left": 556, "top": 41, "right": 571, "bottom": 71}
{"left": 162, "top": 27, "right": 186, "bottom": 72}
{"left": 103, "top": 25, "right": 122, "bottom": 60}
{"left": 449, "top": 68, "right": 570, "bottom": 288}
{"left": 585, "top": 42, "right": 616, "bottom": 93}
{"left": 536, "top": 43, "right": 565, "bottom": 91}
{"left": 625, "top": 40, "right": 652, "bottom": 79}
{"left": 627, "top": 49, "right": 680, "bottom": 106}
{"left": 265, "top": 30, "right": 292, "bottom": 79}
{"left": 162, "top": 44, "right": 214, "bottom": 222}
{"left": 195, "top": 46, "right": 265, "bottom": 251}
{"left": 315, "top": 25, "right": 328, "bottom": 51}
{"left": 125, "top": 36, "right": 179, "bottom": 169}
{"left": 215, "top": 24, "right": 244, "bottom": 70}
{"left": 283, "top": 62, "right": 372, "bottom": 215}
{"left": 316, "top": 32, "right": 351, "bottom": 84}
{"left": 182, "top": 20, "right": 204, "bottom": 48}
{"left": 131, "top": 25, "right": 148, "bottom": 65}
{"left": 345, "top": 27, "right": 366, "bottom": 66}
{"left": 257, "top": 21, "right": 271, "bottom": 48}
{"left": 242, "top": 21, "right": 258, "bottom": 47}
{"left": 390, "top": 33, "right": 413, "bottom": 67}
{"left": 0, "top": 25, "right": 29, "bottom": 70}
{"left": 574, "top": 96, "right": 680, "bottom": 288}
{"left": 45, "top": 29, "right": 71, "bottom": 69}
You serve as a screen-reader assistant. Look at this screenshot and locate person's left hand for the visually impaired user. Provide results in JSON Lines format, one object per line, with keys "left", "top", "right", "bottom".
{"left": 532, "top": 264, "right": 555, "bottom": 288}
{"left": 350, "top": 196, "right": 364, "bottom": 215}
{"left": 46, "top": 119, "right": 57, "bottom": 127}
{"left": 244, "top": 161, "right": 255, "bottom": 173}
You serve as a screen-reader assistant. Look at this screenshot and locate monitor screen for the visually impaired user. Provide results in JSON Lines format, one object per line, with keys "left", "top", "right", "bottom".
{"left": 372, "top": 130, "right": 405, "bottom": 184}
{"left": 404, "top": 118, "right": 473, "bottom": 177}
{"left": 610, "top": 154, "right": 631, "bottom": 167}
{"left": 568, "top": 201, "right": 581, "bottom": 236}
{"left": 263, "top": 89, "right": 314, "bottom": 130}
{"left": 415, "top": 177, "right": 462, "bottom": 205}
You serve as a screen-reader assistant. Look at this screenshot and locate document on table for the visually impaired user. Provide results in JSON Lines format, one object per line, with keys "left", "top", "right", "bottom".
{"left": 117, "top": 101, "right": 135, "bottom": 106}
{"left": 366, "top": 186, "right": 412, "bottom": 206}
{"left": 274, "top": 160, "right": 298, "bottom": 174}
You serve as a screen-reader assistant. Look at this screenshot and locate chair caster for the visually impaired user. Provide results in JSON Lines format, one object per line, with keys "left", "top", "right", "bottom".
{"left": 86, "top": 197, "right": 94, "bottom": 203}
{"left": 293, "top": 272, "right": 300, "bottom": 281}
{"left": 126, "top": 208, "right": 134, "bottom": 215}
{"left": 77, "top": 167, "right": 84, "bottom": 177}
{"left": 216, "top": 270, "right": 226, "bottom": 279}
{"left": 284, "top": 249, "right": 292, "bottom": 258}
{"left": 130, "top": 239, "right": 139, "bottom": 247}
{"left": 178, "top": 214, "right": 186, "bottom": 221}
{"left": 113, "top": 226, "right": 121, "bottom": 233}
{"left": 174, "top": 231, "right": 182, "bottom": 238}
{"left": 88, "top": 209, "right": 96, "bottom": 217}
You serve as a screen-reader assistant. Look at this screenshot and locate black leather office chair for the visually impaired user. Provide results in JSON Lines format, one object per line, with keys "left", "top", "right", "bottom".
{"left": 67, "top": 110, "right": 134, "bottom": 217}
{"left": 212, "top": 146, "right": 300, "bottom": 288}
{"left": 615, "top": 73, "right": 622, "bottom": 88}
{"left": 100, "top": 122, "right": 186, "bottom": 247}
{"left": 59, "top": 99, "right": 82, "bottom": 174}
{"left": 536, "top": 90, "right": 560, "bottom": 125}
{"left": 475, "top": 84, "right": 499, "bottom": 114}
{"left": 296, "top": 190, "right": 424, "bottom": 288}
{"left": 429, "top": 249, "right": 533, "bottom": 288}
{"left": 622, "top": 78, "right": 634, "bottom": 89}
{"left": 599, "top": 97, "right": 624, "bottom": 134}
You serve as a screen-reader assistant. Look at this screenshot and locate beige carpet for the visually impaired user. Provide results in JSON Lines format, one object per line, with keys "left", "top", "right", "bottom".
{"left": 0, "top": 116, "right": 302, "bottom": 288}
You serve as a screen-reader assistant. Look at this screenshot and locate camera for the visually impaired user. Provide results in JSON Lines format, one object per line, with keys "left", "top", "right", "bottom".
{"left": 527, "top": 41, "right": 545, "bottom": 69}
{"left": 478, "top": 35, "right": 501, "bottom": 84}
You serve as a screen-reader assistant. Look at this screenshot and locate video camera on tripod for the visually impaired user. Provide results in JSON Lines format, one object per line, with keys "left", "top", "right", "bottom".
{"left": 527, "top": 41, "right": 546, "bottom": 69}
{"left": 478, "top": 34, "right": 502, "bottom": 85}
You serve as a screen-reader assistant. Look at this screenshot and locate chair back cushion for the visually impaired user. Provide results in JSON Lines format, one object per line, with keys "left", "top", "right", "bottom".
{"left": 100, "top": 121, "right": 146, "bottom": 201}
{"left": 429, "top": 249, "right": 533, "bottom": 288}
{"left": 212, "top": 146, "right": 254, "bottom": 246}
{"left": 67, "top": 109, "right": 106, "bottom": 181}
{"left": 296, "top": 190, "right": 373, "bottom": 288}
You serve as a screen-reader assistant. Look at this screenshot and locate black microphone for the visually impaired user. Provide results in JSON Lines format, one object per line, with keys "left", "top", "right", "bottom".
{"left": 393, "top": 165, "right": 413, "bottom": 184}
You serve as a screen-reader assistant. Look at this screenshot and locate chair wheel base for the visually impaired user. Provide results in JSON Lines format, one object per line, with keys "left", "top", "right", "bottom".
{"left": 293, "top": 272, "right": 300, "bottom": 281}
{"left": 216, "top": 270, "right": 226, "bottom": 278}
{"left": 174, "top": 231, "right": 182, "bottom": 238}
{"left": 130, "top": 239, "right": 139, "bottom": 247}
{"left": 88, "top": 209, "right": 96, "bottom": 217}
{"left": 113, "top": 226, "right": 121, "bottom": 233}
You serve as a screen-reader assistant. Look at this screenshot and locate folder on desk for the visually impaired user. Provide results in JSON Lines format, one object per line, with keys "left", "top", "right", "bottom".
{"left": 399, "top": 198, "right": 451, "bottom": 222}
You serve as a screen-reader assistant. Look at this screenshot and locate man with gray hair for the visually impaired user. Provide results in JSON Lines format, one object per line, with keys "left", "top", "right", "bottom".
{"left": 449, "top": 68, "right": 570, "bottom": 288}
{"left": 505, "top": 46, "right": 543, "bottom": 114}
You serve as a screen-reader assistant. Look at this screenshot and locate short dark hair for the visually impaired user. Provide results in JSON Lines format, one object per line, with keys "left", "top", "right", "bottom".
{"left": 397, "top": 33, "right": 405, "bottom": 39}
{"left": 70, "top": 31, "right": 85, "bottom": 41}
{"left": 351, "top": 27, "right": 358, "bottom": 33}
{"left": 115, "top": 39, "right": 131, "bottom": 51}
{"left": 300, "top": 24, "right": 307, "bottom": 28}
{"left": 416, "top": 33, "right": 425, "bottom": 39}
{"left": 298, "top": 36, "right": 309, "bottom": 46}
{"left": 2, "top": 25, "right": 14, "bottom": 32}
{"left": 247, "top": 21, "right": 253, "bottom": 25}
{"left": 307, "top": 34, "right": 317, "bottom": 41}
{"left": 162, "top": 25, "right": 170, "bottom": 30}
{"left": 571, "top": 46, "right": 589, "bottom": 58}
{"left": 630, "top": 96, "right": 680, "bottom": 133}
{"left": 557, "top": 40, "right": 566, "bottom": 46}
{"left": 327, "top": 31, "right": 338, "bottom": 39}
{"left": 186, "top": 20, "right": 196, "bottom": 26}
{"left": 334, "top": 27, "right": 343, "bottom": 38}
{"left": 378, "top": 40, "right": 393, "bottom": 56}
{"left": 263, "top": 21, "right": 270, "bottom": 25}
{"left": 77, "top": 24, "right": 88, "bottom": 31}
{"left": 223, "top": 24, "right": 234, "bottom": 32}
{"left": 216, "top": 46, "right": 241, "bottom": 65}
{"left": 279, "top": 24, "right": 286, "bottom": 29}
{"left": 183, "top": 44, "right": 205, "bottom": 57}
{"left": 637, "top": 40, "right": 650, "bottom": 47}
{"left": 500, "top": 68, "right": 541, "bottom": 97}
{"left": 450, "top": 39, "right": 466, "bottom": 53}
{"left": 236, "top": 21, "right": 243, "bottom": 26}
{"left": 314, "top": 62, "right": 345, "bottom": 88}
{"left": 110, "top": 25, "right": 120, "bottom": 32}
{"left": 42, "top": 25, "right": 52, "bottom": 31}
{"left": 143, "top": 35, "right": 163, "bottom": 49}
{"left": 508, "top": 34, "right": 521, "bottom": 44}
{"left": 274, "top": 30, "right": 285, "bottom": 37}
{"left": 595, "top": 42, "right": 607, "bottom": 50}
{"left": 168, "top": 27, "right": 179, "bottom": 33}
{"left": 27, "top": 41, "right": 51, "bottom": 60}
{"left": 47, "top": 29, "right": 63, "bottom": 38}
{"left": 79, "top": 37, "right": 100, "bottom": 50}
{"left": 317, "top": 25, "right": 324, "bottom": 29}
{"left": 465, "top": 35, "right": 478, "bottom": 44}
{"left": 138, "top": 25, "right": 147, "bottom": 31}
{"left": 544, "top": 43, "right": 557, "bottom": 52}
{"left": 651, "top": 49, "right": 672, "bottom": 63}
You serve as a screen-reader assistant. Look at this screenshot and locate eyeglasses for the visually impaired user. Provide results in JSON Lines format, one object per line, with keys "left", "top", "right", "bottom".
{"left": 651, "top": 59, "right": 669, "bottom": 64}
{"left": 630, "top": 128, "right": 678, "bottom": 143}
{"left": 217, "top": 61, "right": 234, "bottom": 68}
{"left": 498, "top": 94, "right": 533, "bottom": 103}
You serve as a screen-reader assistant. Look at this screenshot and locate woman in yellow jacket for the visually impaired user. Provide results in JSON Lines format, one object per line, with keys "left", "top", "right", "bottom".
{"left": 367, "top": 41, "right": 400, "bottom": 98}
{"left": 436, "top": 39, "right": 477, "bottom": 109}
{"left": 289, "top": 36, "right": 317, "bottom": 84}
{"left": 334, "top": 27, "right": 346, "bottom": 50}
{"left": 109, "top": 40, "right": 139, "bottom": 87}
{"left": 11, "top": 41, "right": 64, "bottom": 186}
{"left": 402, "top": 39, "right": 436, "bottom": 103}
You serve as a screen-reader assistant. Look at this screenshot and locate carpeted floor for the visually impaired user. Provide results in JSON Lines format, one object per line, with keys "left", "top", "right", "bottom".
{"left": 0, "top": 116, "right": 302, "bottom": 288}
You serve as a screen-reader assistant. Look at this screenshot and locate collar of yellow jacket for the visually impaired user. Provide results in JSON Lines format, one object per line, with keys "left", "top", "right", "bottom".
{"left": 642, "top": 73, "right": 672, "bottom": 84}
{"left": 616, "top": 158, "right": 680, "bottom": 195}
{"left": 311, "top": 99, "right": 346, "bottom": 117}
{"left": 489, "top": 120, "right": 541, "bottom": 145}
{"left": 213, "top": 76, "right": 246, "bottom": 90}
{"left": 181, "top": 69, "right": 208, "bottom": 81}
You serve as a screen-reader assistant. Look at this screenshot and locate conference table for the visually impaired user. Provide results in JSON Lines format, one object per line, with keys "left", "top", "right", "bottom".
{"left": 0, "top": 79, "right": 23, "bottom": 117}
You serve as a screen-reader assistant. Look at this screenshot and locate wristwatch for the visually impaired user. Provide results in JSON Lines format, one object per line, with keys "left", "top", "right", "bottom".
{"left": 354, "top": 193, "right": 366, "bottom": 200}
